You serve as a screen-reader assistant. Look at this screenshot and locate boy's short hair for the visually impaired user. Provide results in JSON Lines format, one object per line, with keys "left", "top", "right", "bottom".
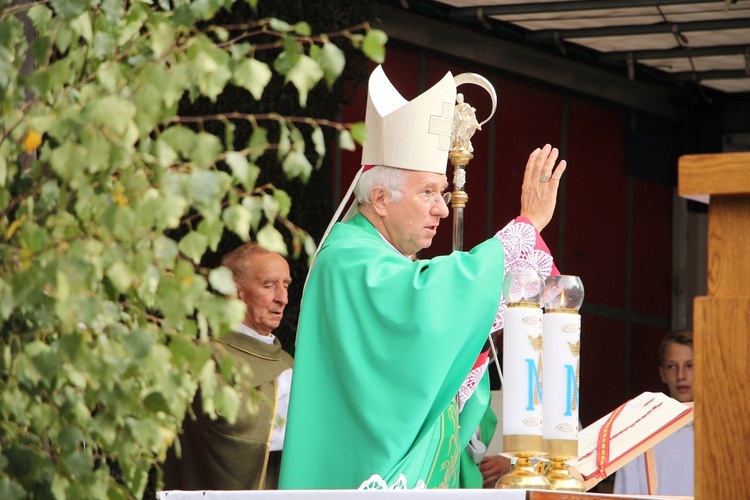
{"left": 658, "top": 330, "right": 693, "bottom": 366}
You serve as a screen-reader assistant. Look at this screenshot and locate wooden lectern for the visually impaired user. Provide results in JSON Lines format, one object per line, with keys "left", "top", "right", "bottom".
{"left": 678, "top": 151, "right": 750, "bottom": 500}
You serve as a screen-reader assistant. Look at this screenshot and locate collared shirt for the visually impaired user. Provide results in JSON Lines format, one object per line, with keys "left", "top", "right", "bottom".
{"left": 237, "top": 324, "right": 293, "bottom": 452}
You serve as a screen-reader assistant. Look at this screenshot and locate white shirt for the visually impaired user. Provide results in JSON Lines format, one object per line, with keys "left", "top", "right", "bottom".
{"left": 237, "top": 324, "right": 293, "bottom": 452}
{"left": 613, "top": 421, "right": 694, "bottom": 496}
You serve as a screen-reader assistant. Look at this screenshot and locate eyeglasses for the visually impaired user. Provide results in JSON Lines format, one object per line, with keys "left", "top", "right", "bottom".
{"left": 423, "top": 190, "right": 452, "bottom": 206}
{"left": 392, "top": 189, "right": 452, "bottom": 206}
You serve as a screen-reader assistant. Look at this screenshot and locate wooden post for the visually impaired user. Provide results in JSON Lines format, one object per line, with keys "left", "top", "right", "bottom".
{"left": 678, "top": 152, "right": 750, "bottom": 499}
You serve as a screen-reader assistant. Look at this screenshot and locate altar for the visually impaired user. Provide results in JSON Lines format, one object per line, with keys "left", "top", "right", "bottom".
{"left": 157, "top": 489, "right": 692, "bottom": 500}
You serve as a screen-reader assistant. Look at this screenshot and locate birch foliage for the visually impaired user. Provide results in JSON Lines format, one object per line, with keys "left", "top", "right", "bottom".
{"left": 0, "top": 0, "right": 384, "bottom": 497}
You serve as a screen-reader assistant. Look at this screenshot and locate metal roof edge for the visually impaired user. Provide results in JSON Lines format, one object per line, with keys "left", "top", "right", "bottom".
{"left": 376, "top": 3, "right": 682, "bottom": 122}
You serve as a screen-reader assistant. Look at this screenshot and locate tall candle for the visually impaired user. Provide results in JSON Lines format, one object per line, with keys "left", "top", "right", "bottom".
{"left": 502, "top": 269, "right": 545, "bottom": 454}
{"left": 542, "top": 275, "right": 584, "bottom": 458}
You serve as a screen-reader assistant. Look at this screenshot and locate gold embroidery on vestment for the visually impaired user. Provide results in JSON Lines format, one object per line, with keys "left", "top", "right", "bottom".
{"left": 215, "top": 337, "right": 282, "bottom": 361}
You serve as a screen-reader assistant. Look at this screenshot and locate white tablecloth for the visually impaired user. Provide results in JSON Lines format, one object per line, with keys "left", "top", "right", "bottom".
{"left": 157, "top": 490, "right": 529, "bottom": 500}
{"left": 157, "top": 489, "right": 692, "bottom": 500}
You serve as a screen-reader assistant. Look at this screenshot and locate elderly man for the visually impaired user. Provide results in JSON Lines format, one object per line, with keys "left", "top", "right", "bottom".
{"left": 279, "top": 66, "right": 566, "bottom": 489}
{"left": 166, "top": 243, "right": 293, "bottom": 490}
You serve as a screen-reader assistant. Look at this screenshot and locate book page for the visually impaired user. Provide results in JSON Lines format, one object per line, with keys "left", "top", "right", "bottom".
{"left": 569, "top": 391, "right": 693, "bottom": 482}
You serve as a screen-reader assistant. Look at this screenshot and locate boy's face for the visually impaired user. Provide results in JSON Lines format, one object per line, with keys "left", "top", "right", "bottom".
{"left": 659, "top": 342, "right": 694, "bottom": 403}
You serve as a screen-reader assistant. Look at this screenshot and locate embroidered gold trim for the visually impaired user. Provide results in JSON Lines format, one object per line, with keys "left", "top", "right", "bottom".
{"left": 258, "top": 380, "right": 279, "bottom": 489}
{"left": 439, "top": 402, "right": 460, "bottom": 488}
{"left": 215, "top": 337, "right": 282, "bottom": 361}
{"left": 426, "top": 398, "right": 460, "bottom": 488}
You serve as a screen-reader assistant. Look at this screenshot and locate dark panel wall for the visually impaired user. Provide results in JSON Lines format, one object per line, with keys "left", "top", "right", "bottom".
{"left": 580, "top": 315, "right": 627, "bottom": 422}
{"left": 566, "top": 96, "right": 629, "bottom": 311}
{"left": 565, "top": 96, "right": 630, "bottom": 424}
{"left": 491, "top": 76, "right": 564, "bottom": 258}
{"left": 630, "top": 323, "right": 668, "bottom": 396}
{"left": 631, "top": 179, "right": 673, "bottom": 320}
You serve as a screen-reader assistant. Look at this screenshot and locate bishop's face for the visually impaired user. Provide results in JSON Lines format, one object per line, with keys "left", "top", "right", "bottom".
{"left": 659, "top": 342, "right": 694, "bottom": 403}
{"left": 381, "top": 170, "right": 450, "bottom": 257}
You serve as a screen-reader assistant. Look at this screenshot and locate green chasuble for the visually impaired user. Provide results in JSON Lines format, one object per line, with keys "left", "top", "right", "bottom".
{"left": 279, "top": 213, "right": 504, "bottom": 489}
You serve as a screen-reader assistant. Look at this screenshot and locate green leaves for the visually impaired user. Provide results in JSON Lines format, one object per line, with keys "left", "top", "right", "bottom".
{"left": 222, "top": 204, "right": 254, "bottom": 241}
{"left": 285, "top": 54, "right": 324, "bottom": 107}
{"left": 186, "top": 35, "right": 232, "bottom": 102}
{"left": 49, "top": 0, "right": 93, "bottom": 20}
{"left": 150, "top": 21, "right": 175, "bottom": 59}
{"left": 312, "top": 42, "right": 346, "bottom": 88}
{"left": 362, "top": 29, "right": 388, "bottom": 64}
{"left": 191, "top": 132, "right": 223, "bottom": 168}
{"left": 215, "top": 385, "right": 242, "bottom": 424}
{"left": 178, "top": 231, "right": 209, "bottom": 264}
{"left": 257, "top": 224, "right": 287, "bottom": 255}
{"left": 208, "top": 267, "right": 236, "bottom": 295}
{"left": 0, "top": 2, "right": 388, "bottom": 497}
{"left": 232, "top": 58, "right": 272, "bottom": 101}
{"left": 225, "top": 151, "right": 260, "bottom": 190}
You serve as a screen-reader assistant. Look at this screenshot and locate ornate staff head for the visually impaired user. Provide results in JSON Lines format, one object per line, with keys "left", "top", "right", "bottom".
{"left": 448, "top": 73, "right": 497, "bottom": 250}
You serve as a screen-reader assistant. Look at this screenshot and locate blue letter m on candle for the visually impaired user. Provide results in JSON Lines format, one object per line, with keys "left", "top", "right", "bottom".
{"left": 564, "top": 364, "right": 579, "bottom": 416}
{"left": 525, "top": 358, "right": 542, "bottom": 410}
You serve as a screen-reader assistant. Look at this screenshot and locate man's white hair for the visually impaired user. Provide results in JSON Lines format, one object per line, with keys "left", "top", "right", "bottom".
{"left": 354, "top": 166, "right": 407, "bottom": 206}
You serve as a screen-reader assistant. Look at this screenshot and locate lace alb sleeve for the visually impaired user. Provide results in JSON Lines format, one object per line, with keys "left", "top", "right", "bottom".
{"left": 489, "top": 217, "right": 558, "bottom": 333}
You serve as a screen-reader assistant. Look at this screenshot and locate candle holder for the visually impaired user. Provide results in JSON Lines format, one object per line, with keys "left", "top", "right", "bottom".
{"left": 497, "top": 269, "right": 550, "bottom": 490}
{"left": 542, "top": 275, "right": 585, "bottom": 492}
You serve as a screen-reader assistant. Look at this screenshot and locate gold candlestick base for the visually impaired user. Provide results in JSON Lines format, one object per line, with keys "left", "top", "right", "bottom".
{"left": 495, "top": 454, "right": 551, "bottom": 489}
{"left": 544, "top": 456, "right": 584, "bottom": 491}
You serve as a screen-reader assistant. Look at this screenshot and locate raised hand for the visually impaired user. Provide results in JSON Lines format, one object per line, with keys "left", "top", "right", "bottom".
{"left": 519, "top": 144, "right": 567, "bottom": 232}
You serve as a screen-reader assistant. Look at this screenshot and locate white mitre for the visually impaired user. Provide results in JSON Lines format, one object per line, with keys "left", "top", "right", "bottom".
{"left": 362, "top": 65, "right": 456, "bottom": 174}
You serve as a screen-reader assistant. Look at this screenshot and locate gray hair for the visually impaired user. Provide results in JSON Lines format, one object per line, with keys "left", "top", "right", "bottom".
{"left": 354, "top": 166, "right": 407, "bottom": 206}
